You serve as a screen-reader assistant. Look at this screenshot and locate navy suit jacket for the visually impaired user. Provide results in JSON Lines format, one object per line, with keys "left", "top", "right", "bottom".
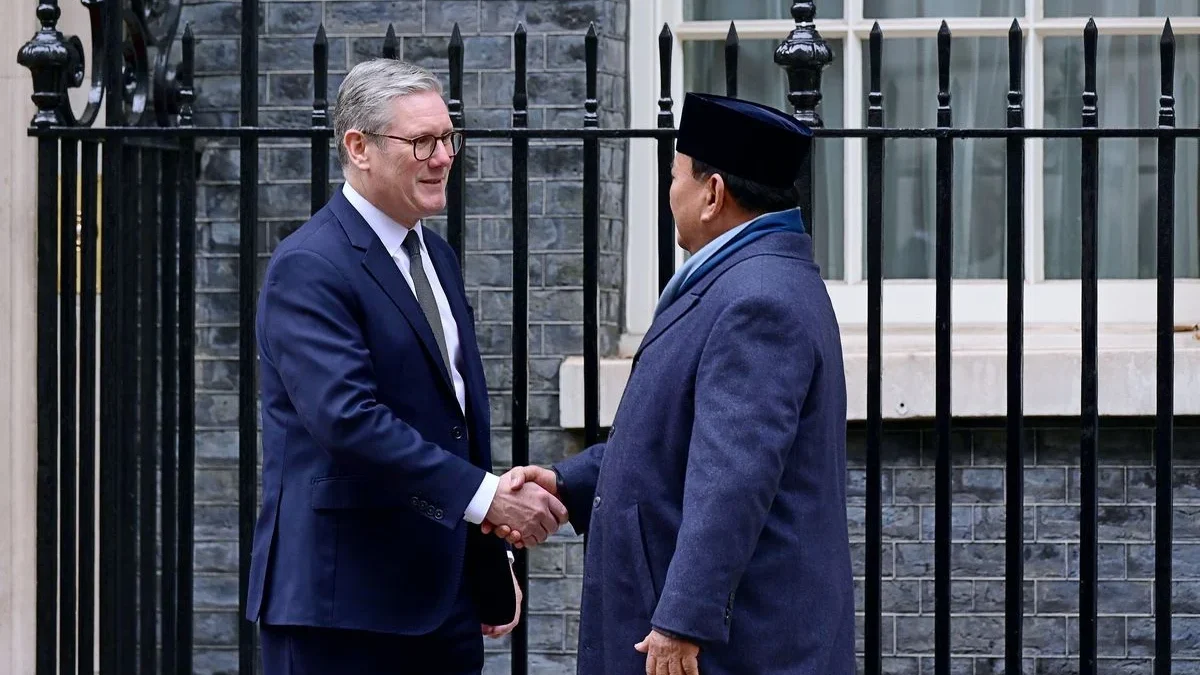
{"left": 245, "top": 188, "right": 514, "bottom": 635}
{"left": 555, "top": 229, "right": 855, "bottom": 674}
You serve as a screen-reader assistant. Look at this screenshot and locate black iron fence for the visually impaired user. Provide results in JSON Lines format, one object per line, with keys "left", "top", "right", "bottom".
{"left": 16, "top": 0, "right": 1187, "bottom": 673}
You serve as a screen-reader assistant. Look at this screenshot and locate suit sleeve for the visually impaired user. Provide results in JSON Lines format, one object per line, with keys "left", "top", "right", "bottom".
{"left": 651, "top": 291, "right": 813, "bottom": 645}
{"left": 261, "top": 248, "right": 486, "bottom": 528}
{"left": 552, "top": 442, "right": 606, "bottom": 535}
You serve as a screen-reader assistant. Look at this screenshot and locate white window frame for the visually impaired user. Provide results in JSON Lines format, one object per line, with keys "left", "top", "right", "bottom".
{"left": 563, "top": 0, "right": 1200, "bottom": 427}
{"left": 623, "top": 0, "right": 1200, "bottom": 352}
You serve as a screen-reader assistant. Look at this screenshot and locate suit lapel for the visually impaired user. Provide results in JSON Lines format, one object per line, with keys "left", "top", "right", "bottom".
{"left": 332, "top": 191, "right": 457, "bottom": 396}
{"left": 633, "top": 292, "right": 700, "bottom": 362}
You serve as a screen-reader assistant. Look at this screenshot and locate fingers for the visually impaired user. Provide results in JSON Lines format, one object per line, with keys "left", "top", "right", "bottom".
{"left": 683, "top": 656, "right": 700, "bottom": 675}
{"left": 669, "top": 658, "right": 685, "bottom": 675}
{"left": 657, "top": 657, "right": 671, "bottom": 675}
{"left": 548, "top": 494, "right": 569, "bottom": 524}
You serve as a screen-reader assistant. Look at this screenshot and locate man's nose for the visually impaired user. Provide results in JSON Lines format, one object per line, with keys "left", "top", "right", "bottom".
{"left": 428, "top": 139, "right": 453, "bottom": 167}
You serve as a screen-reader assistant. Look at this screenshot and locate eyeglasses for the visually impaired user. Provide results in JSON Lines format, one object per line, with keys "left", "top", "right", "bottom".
{"left": 362, "top": 130, "right": 464, "bottom": 161}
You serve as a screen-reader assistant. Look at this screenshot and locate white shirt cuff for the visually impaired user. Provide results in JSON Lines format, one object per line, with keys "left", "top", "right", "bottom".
{"left": 463, "top": 471, "right": 500, "bottom": 525}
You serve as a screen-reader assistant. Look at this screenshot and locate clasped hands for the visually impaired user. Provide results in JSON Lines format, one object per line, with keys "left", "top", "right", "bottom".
{"left": 482, "top": 466, "right": 702, "bottom": 673}
{"left": 481, "top": 466, "right": 565, "bottom": 548}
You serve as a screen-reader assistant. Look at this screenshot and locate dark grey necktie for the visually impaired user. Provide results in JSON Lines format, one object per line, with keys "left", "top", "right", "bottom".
{"left": 401, "top": 229, "right": 451, "bottom": 374}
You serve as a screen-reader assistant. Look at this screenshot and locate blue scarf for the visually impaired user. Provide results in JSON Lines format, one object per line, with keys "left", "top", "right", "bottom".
{"left": 654, "top": 207, "right": 807, "bottom": 318}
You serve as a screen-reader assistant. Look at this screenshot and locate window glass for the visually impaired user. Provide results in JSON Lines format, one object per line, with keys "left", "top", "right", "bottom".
{"left": 1043, "top": 35, "right": 1200, "bottom": 279}
{"left": 864, "top": 0, "right": 1022, "bottom": 19}
{"left": 684, "top": 0, "right": 842, "bottom": 22}
{"left": 1045, "top": 0, "right": 1200, "bottom": 18}
{"left": 862, "top": 37, "right": 1011, "bottom": 279}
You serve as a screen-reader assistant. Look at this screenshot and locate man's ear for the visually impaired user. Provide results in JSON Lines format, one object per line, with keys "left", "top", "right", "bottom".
{"left": 343, "top": 130, "right": 371, "bottom": 171}
{"left": 700, "top": 172, "right": 725, "bottom": 223}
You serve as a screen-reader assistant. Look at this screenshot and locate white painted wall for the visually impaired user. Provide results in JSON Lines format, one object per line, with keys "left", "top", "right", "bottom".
{"left": 2, "top": 4, "right": 41, "bottom": 674}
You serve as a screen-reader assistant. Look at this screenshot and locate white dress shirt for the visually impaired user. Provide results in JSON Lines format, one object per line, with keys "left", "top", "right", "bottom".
{"left": 342, "top": 183, "right": 499, "bottom": 525}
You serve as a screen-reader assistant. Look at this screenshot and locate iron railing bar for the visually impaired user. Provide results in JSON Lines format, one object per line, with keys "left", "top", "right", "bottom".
{"left": 238, "top": 0, "right": 261, "bottom": 666}
{"left": 1003, "top": 18, "right": 1026, "bottom": 675}
{"left": 77, "top": 140, "right": 99, "bottom": 675}
{"left": 137, "top": 147, "right": 160, "bottom": 675}
{"left": 583, "top": 22, "right": 601, "bottom": 448}
{"left": 159, "top": 147, "right": 180, "bottom": 675}
{"left": 1154, "top": 18, "right": 1177, "bottom": 675}
{"left": 176, "top": 26, "right": 197, "bottom": 675}
{"left": 118, "top": 143, "right": 140, "bottom": 675}
{"left": 1079, "top": 18, "right": 1101, "bottom": 675}
{"left": 656, "top": 24, "right": 675, "bottom": 295}
{"left": 510, "top": 22, "right": 531, "bottom": 675}
{"left": 58, "top": 137, "right": 79, "bottom": 675}
{"left": 35, "top": 134, "right": 59, "bottom": 675}
{"left": 863, "top": 21, "right": 884, "bottom": 675}
{"left": 933, "top": 21, "right": 953, "bottom": 675}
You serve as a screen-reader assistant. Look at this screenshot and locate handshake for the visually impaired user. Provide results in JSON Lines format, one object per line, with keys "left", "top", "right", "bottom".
{"left": 481, "top": 466, "right": 566, "bottom": 548}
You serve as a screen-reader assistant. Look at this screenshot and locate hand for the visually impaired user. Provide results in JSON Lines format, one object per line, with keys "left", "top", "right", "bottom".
{"left": 635, "top": 629, "right": 700, "bottom": 675}
{"left": 482, "top": 467, "right": 567, "bottom": 548}
{"left": 482, "top": 466, "right": 562, "bottom": 547}
{"left": 481, "top": 565, "right": 522, "bottom": 638}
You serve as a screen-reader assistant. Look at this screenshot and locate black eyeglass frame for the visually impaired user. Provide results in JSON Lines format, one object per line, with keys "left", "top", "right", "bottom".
{"left": 361, "top": 130, "right": 465, "bottom": 161}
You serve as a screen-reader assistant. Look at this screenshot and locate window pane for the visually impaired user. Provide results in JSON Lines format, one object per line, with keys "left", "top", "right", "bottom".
{"left": 683, "top": 38, "right": 845, "bottom": 280}
{"left": 864, "top": 0, "right": 1021, "bottom": 19}
{"left": 685, "top": 0, "right": 842, "bottom": 22}
{"left": 862, "top": 37, "right": 1010, "bottom": 279}
{"left": 1043, "top": 35, "right": 1200, "bottom": 279}
{"left": 1045, "top": 0, "right": 1200, "bottom": 18}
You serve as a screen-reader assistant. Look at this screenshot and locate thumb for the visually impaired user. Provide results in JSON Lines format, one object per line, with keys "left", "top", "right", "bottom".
{"left": 506, "top": 466, "right": 534, "bottom": 491}
{"left": 634, "top": 638, "right": 648, "bottom": 653}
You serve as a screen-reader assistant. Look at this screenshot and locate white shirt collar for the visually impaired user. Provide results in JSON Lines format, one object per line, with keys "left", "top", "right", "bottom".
{"left": 341, "top": 182, "right": 423, "bottom": 258}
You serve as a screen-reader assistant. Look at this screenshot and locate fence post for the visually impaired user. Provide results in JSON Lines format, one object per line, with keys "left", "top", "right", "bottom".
{"left": 774, "top": 0, "right": 832, "bottom": 235}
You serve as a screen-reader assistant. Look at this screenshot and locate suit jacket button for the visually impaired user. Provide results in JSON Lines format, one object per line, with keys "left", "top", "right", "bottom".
{"left": 451, "top": 426, "right": 463, "bottom": 440}
{"left": 593, "top": 496, "right": 601, "bottom": 509}
{"left": 435, "top": 509, "right": 444, "bottom": 519}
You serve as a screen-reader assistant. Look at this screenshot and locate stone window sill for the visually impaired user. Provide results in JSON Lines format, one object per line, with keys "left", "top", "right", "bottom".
{"left": 558, "top": 324, "right": 1200, "bottom": 428}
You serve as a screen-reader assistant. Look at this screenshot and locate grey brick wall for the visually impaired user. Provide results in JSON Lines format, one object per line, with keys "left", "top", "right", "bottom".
{"left": 180, "top": 0, "right": 627, "bottom": 672}
{"left": 847, "top": 421, "right": 1200, "bottom": 675}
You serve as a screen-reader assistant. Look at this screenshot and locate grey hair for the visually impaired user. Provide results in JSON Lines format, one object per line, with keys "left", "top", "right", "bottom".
{"left": 333, "top": 58, "right": 444, "bottom": 167}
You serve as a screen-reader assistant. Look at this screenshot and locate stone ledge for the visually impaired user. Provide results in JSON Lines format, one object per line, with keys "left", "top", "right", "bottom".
{"left": 559, "top": 324, "right": 1200, "bottom": 427}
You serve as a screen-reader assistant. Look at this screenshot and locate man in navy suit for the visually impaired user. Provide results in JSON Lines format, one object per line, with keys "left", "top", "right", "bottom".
{"left": 246, "top": 58, "right": 568, "bottom": 675}
{"left": 494, "top": 93, "right": 856, "bottom": 674}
